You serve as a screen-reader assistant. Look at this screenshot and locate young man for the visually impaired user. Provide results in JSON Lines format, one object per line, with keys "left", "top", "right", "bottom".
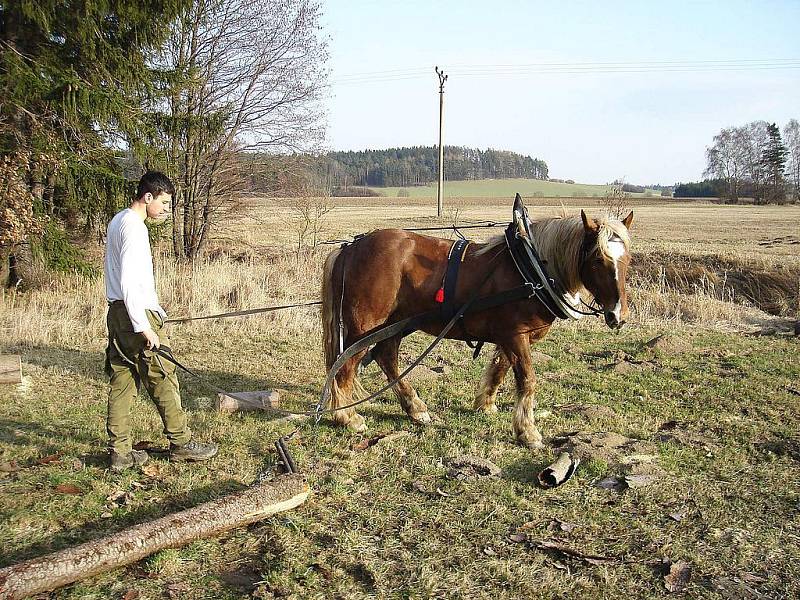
{"left": 104, "top": 171, "right": 217, "bottom": 471}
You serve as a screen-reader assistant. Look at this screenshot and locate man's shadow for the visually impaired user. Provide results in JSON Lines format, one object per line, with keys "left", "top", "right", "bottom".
{"left": 9, "top": 343, "right": 323, "bottom": 414}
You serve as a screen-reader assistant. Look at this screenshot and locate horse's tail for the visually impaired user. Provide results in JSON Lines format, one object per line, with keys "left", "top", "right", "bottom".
{"left": 321, "top": 246, "right": 367, "bottom": 411}
{"left": 321, "top": 247, "right": 342, "bottom": 371}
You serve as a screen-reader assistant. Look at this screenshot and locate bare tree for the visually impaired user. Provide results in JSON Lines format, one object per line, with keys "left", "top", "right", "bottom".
{"left": 704, "top": 127, "right": 747, "bottom": 202}
{"left": 289, "top": 190, "right": 333, "bottom": 256}
{"left": 784, "top": 119, "right": 800, "bottom": 202}
{"left": 139, "top": 0, "right": 328, "bottom": 260}
{"left": 602, "top": 182, "right": 629, "bottom": 218}
{"left": 740, "top": 120, "right": 769, "bottom": 203}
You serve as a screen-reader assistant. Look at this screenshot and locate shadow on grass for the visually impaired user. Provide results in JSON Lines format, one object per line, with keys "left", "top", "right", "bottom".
{"left": 0, "top": 478, "right": 249, "bottom": 569}
{"left": 15, "top": 344, "right": 323, "bottom": 413}
{"left": 0, "top": 417, "right": 99, "bottom": 451}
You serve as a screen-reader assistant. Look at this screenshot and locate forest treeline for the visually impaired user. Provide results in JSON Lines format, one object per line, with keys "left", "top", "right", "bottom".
{"left": 309, "top": 146, "right": 549, "bottom": 189}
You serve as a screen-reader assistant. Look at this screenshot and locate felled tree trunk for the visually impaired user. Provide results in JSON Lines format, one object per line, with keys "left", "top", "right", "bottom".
{"left": 0, "top": 474, "right": 309, "bottom": 599}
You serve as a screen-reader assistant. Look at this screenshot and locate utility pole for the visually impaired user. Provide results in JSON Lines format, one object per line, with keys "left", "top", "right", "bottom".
{"left": 435, "top": 66, "right": 448, "bottom": 217}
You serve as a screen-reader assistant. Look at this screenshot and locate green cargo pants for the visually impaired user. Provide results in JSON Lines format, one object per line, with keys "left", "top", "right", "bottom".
{"left": 104, "top": 302, "right": 191, "bottom": 453}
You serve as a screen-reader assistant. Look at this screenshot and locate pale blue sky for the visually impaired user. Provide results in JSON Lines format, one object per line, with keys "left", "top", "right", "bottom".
{"left": 321, "top": 0, "right": 800, "bottom": 185}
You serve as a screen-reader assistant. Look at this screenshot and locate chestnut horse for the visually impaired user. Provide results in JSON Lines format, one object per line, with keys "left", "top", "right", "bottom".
{"left": 321, "top": 207, "right": 633, "bottom": 448}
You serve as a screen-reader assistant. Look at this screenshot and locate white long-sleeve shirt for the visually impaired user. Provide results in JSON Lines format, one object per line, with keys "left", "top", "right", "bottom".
{"left": 104, "top": 208, "right": 166, "bottom": 332}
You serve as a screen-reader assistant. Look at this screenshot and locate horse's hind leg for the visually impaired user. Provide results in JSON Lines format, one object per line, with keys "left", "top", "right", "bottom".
{"left": 502, "top": 335, "right": 544, "bottom": 449}
{"left": 372, "top": 336, "right": 432, "bottom": 425}
{"left": 329, "top": 352, "right": 368, "bottom": 432}
{"left": 474, "top": 345, "right": 510, "bottom": 413}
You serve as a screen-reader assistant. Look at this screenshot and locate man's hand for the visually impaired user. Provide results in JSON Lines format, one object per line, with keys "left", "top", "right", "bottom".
{"left": 141, "top": 328, "right": 161, "bottom": 350}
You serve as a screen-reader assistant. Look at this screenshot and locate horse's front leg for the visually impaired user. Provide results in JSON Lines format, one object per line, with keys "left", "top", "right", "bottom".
{"left": 502, "top": 335, "right": 544, "bottom": 449}
{"left": 474, "top": 345, "right": 510, "bottom": 413}
{"left": 372, "top": 336, "right": 432, "bottom": 425}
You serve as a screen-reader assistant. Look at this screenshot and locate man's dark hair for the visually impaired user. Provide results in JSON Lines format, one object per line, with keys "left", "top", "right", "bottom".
{"left": 136, "top": 171, "right": 175, "bottom": 200}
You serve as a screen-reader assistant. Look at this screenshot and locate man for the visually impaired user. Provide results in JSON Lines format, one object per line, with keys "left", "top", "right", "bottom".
{"left": 104, "top": 171, "right": 217, "bottom": 471}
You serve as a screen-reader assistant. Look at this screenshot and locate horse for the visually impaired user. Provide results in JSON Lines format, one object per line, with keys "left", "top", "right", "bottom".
{"left": 320, "top": 202, "right": 633, "bottom": 449}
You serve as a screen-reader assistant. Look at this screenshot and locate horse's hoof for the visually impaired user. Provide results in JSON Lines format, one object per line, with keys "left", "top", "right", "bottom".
{"left": 476, "top": 403, "right": 498, "bottom": 414}
{"left": 410, "top": 411, "right": 432, "bottom": 425}
{"left": 516, "top": 430, "right": 545, "bottom": 450}
{"left": 347, "top": 414, "right": 368, "bottom": 433}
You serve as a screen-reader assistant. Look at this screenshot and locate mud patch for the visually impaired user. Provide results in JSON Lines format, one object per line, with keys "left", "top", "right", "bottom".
{"left": 447, "top": 455, "right": 502, "bottom": 480}
{"left": 656, "top": 422, "right": 716, "bottom": 451}
{"left": 561, "top": 404, "right": 619, "bottom": 421}
{"left": 754, "top": 437, "right": 800, "bottom": 461}
{"left": 643, "top": 333, "right": 692, "bottom": 354}
{"left": 551, "top": 431, "right": 659, "bottom": 472}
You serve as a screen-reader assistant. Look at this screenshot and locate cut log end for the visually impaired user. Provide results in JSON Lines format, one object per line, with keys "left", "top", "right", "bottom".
{"left": 0, "top": 355, "right": 22, "bottom": 384}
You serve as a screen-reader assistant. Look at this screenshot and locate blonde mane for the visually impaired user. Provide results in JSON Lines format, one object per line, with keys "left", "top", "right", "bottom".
{"left": 474, "top": 213, "right": 631, "bottom": 293}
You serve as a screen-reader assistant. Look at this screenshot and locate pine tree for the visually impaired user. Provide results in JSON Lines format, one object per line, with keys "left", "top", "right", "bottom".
{"left": 0, "top": 0, "right": 190, "bottom": 285}
{"left": 761, "top": 122, "right": 788, "bottom": 203}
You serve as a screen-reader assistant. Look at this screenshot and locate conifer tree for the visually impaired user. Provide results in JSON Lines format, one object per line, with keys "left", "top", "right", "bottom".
{"left": 761, "top": 122, "right": 788, "bottom": 203}
{"left": 0, "top": 0, "right": 189, "bottom": 285}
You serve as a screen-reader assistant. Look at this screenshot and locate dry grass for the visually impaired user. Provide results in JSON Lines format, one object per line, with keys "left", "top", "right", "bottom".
{"left": 5, "top": 197, "right": 797, "bottom": 349}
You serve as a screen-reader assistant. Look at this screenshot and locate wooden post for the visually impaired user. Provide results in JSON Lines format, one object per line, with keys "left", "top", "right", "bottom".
{"left": 435, "top": 66, "right": 448, "bottom": 218}
{"left": 0, "top": 355, "right": 22, "bottom": 384}
{"left": 0, "top": 474, "right": 310, "bottom": 599}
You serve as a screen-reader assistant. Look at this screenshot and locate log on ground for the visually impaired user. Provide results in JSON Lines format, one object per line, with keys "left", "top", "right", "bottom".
{"left": 0, "top": 474, "right": 309, "bottom": 599}
{"left": 216, "top": 389, "right": 281, "bottom": 413}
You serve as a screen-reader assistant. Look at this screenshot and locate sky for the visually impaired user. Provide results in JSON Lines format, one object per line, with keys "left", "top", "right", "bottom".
{"left": 320, "top": 0, "right": 800, "bottom": 185}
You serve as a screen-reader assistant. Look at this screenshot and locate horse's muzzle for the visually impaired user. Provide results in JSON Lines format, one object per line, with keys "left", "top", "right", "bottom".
{"left": 604, "top": 311, "right": 625, "bottom": 329}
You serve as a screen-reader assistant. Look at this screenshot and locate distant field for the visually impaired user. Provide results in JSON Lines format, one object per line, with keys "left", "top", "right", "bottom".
{"left": 369, "top": 178, "right": 663, "bottom": 198}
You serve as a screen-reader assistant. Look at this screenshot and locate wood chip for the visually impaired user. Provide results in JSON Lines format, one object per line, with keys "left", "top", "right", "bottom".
{"left": 0, "top": 460, "right": 21, "bottom": 473}
{"left": 547, "top": 518, "right": 577, "bottom": 532}
{"left": 664, "top": 560, "right": 691, "bottom": 593}
{"left": 624, "top": 474, "right": 659, "bottom": 488}
{"left": 532, "top": 540, "right": 615, "bottom": 565}
{"left": 37, "top": 453, "right": 61, "bottom": 465}
{"left": 669, "top": 507, "right": 689, "bottom": 522}
{"left": 595, "top": 476, "right": 626, "bottom": 492}
{"left": 55, "top": 483, "right": 83, "bottom": 495}
{"left": 353, "top": 431, "right": 411, "bottom": 451}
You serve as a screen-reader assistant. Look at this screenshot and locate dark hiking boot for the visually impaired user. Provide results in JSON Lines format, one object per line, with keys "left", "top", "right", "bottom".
{"left": 110, "top": 449, "right": 149, "bottom": 472}
{"left": 170, "top": 439, "right": 218, "bottom": 462}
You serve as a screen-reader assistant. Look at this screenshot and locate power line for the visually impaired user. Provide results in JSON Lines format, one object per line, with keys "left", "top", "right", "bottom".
{"left": 331, "top": 59, "right": 800, "bottom": 86}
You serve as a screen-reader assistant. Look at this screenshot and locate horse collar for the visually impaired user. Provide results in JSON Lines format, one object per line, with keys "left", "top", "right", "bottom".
{"left": 505, "top": 206, "right": 587, "bottom": 321}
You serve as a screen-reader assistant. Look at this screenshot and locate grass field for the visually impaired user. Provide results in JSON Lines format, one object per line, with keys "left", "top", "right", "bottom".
{"left": 366, "top": 178, "right": 663, "bottom": 198}
{"left": 1, "top": 198, "right": 798, "bottom": 598}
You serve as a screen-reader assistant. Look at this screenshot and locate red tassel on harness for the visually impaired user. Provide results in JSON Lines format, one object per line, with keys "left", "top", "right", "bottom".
{"left": 435, "top": 287, "right": 445, "bottom": 303}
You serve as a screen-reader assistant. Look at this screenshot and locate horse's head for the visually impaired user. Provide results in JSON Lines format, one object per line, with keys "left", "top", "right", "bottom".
{"left": 579, "top": 210, "right": 633, "bottom": 329}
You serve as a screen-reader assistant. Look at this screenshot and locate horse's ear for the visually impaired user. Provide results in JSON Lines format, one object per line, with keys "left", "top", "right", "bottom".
{"left": 622, "top": 211, "right": 634, "bottom": 230}
{"left": 513, "top": 193, "right": 523, "bottom": 213}
{"left": 581, "top": 210, "right": 598, "bottom": 233}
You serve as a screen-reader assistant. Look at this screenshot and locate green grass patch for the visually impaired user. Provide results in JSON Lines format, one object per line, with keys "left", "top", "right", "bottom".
{"left": 1, "top": 325, "right": 798, "bottom": 598}
{"left": 375, "top": 178, "right": 661, "bottom": 199}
